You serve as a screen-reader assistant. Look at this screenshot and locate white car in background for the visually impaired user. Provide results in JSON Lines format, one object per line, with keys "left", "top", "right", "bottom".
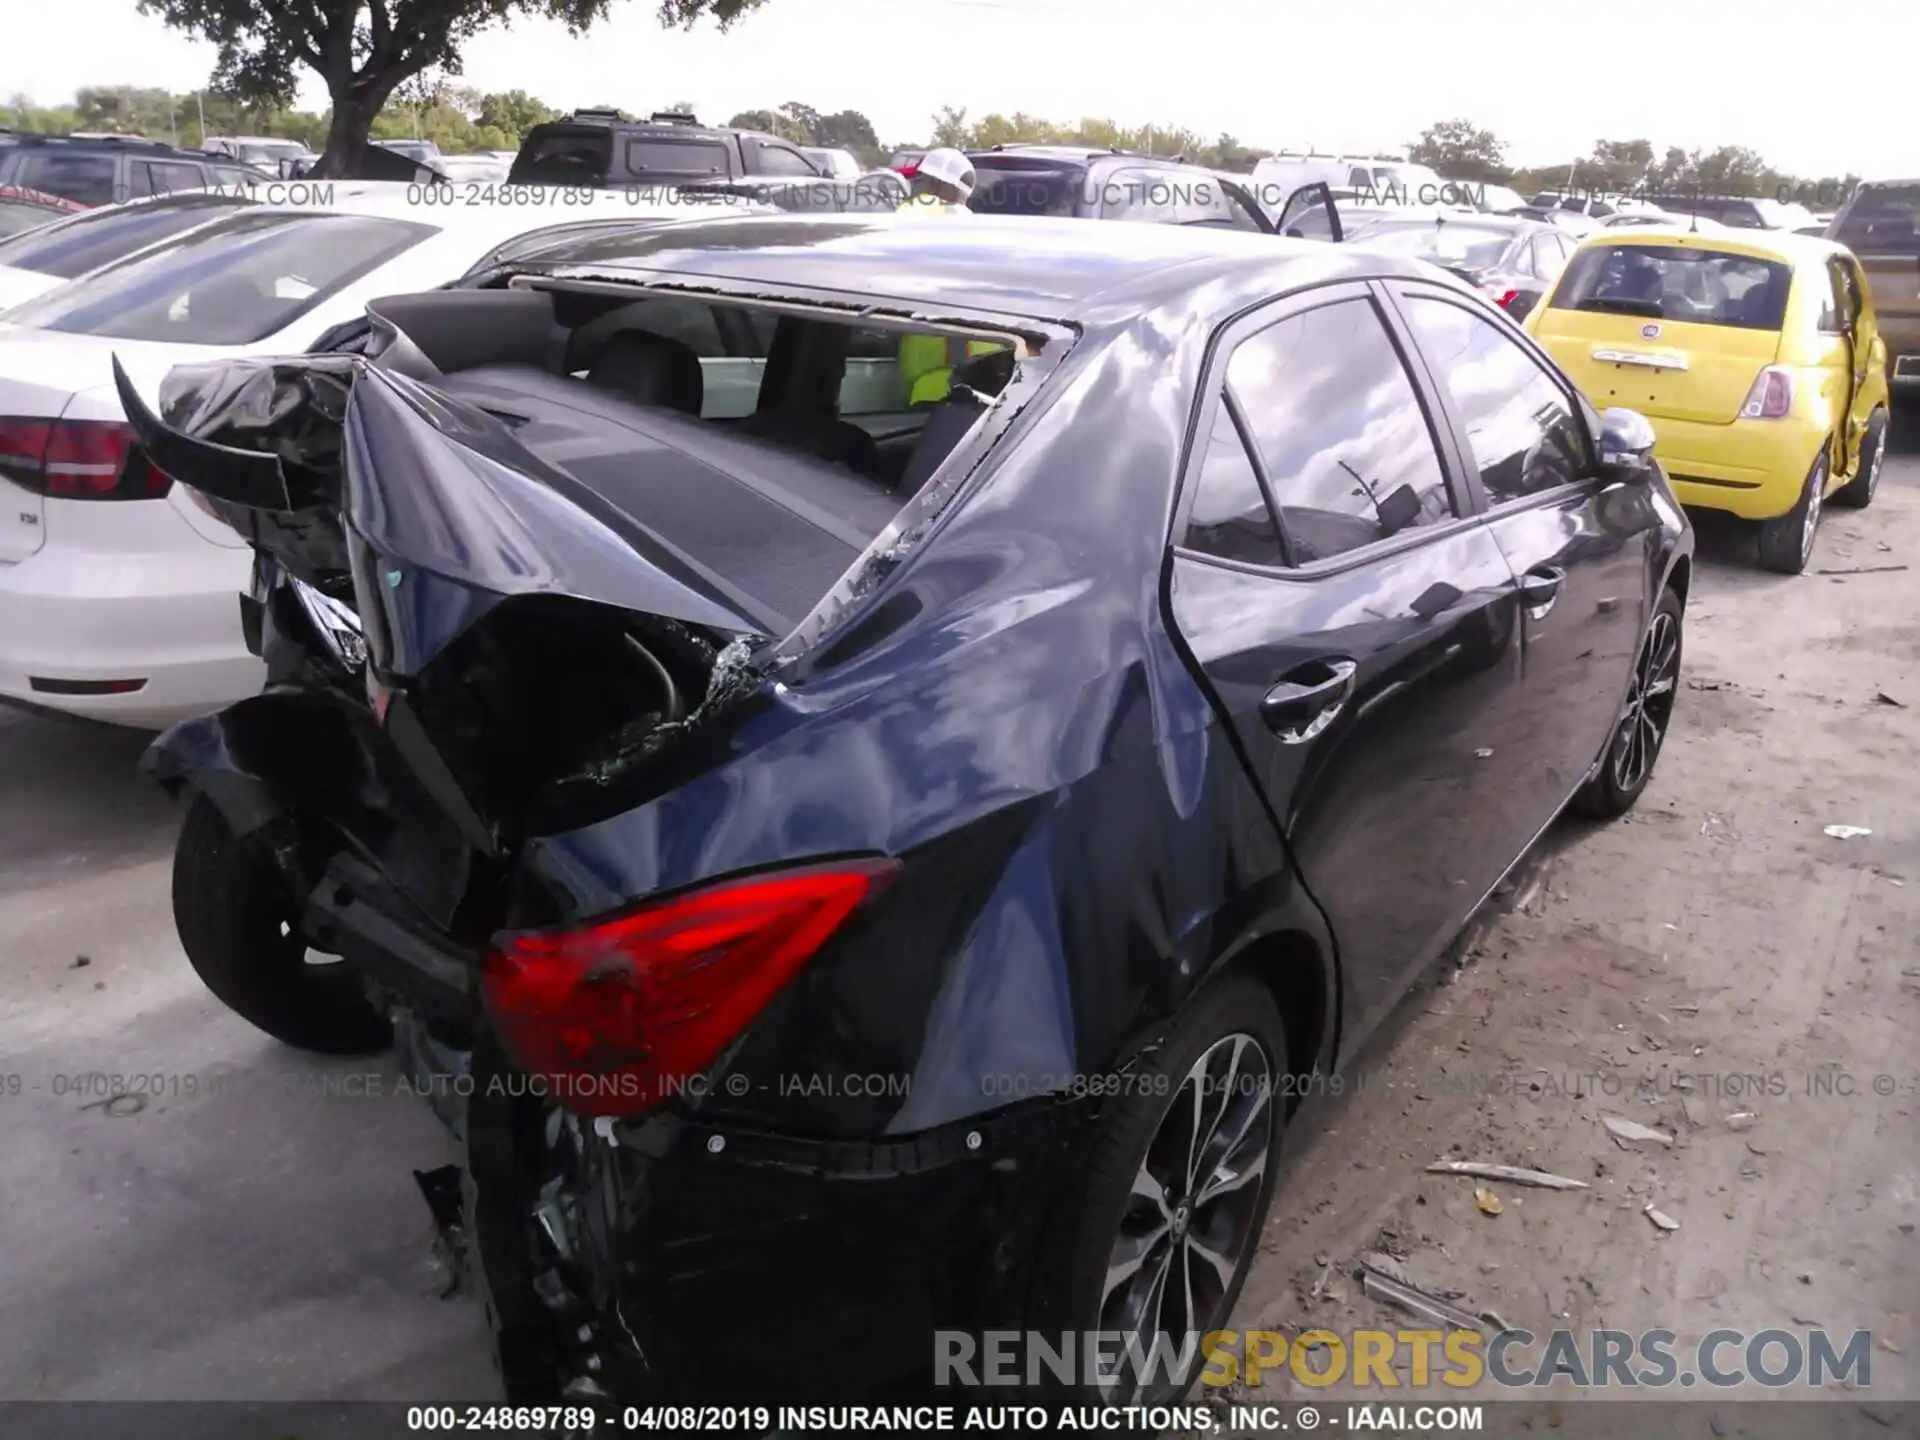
{"left": 801, "top": 146, "right": 863, "bottom": 181}
{"left": 0, "top": 192, "right": 258, "bottom": 310}
{"left": 0, "top": 183, "right": 705, "bottom": 728}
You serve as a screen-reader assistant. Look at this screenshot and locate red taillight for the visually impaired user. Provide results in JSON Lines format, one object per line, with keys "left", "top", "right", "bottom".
{"left": 1482, "top": 285, "right": 1520, "bottom": 309}
{"left": 481, "top": 859, "right": 899, "bottom": 1118}
{"left": 0, "top": 416, "right": 169, "bottom": 500}
{"left": 1740, "top": 366, "right": 1794, "bottom": 419}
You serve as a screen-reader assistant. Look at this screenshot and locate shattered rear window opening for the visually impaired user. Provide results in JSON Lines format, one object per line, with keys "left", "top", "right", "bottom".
{"left": 492, "top": 269, "right": 1075, "bottom": 665}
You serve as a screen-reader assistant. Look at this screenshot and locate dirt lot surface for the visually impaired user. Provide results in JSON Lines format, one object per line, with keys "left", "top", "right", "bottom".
{"left": 1232, "top": 419, "right": 1920, "bottom": 1431}
{"left": 0, "top": 419, "right": 1914, "bottom": 1432}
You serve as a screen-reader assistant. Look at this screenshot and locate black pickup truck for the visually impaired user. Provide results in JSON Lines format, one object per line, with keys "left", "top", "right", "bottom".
{"left": 507, "top": 109, "right": 829, "bottom": 189}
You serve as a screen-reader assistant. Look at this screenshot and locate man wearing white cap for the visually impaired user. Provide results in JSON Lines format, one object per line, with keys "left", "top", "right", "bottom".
{"left": 897, "top": 146, "right": 977, "bottom": 216}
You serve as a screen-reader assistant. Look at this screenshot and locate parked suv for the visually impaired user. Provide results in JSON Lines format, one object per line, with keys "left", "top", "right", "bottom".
{"left": 1827, "top": 179, "right": 1920, "bottom": 394}
{"left": 507, "top": 109, "right": 828, "bottom": 189}
{"left": 969, "top": 146, "right": 1266, "bottom": 227}
{"left": 966, "top": 146, "right": 1349, "bottom": 243}
{"left": 203, "top": 135, "right": 317, "bottom": 176}
{"left": 1641, "top": 193, "right": 1817, "bottom": 231}
{"left": 0, "top": 133, "right": 267, "bottom": 207}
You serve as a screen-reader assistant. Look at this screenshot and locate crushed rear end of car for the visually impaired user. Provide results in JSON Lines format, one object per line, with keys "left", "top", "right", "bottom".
{"left": 122, "top": 280, "right": 1097, "bottom": 1399}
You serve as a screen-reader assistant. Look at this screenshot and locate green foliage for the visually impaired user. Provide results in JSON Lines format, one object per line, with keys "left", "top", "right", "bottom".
{"left": 726, "top": 102, "right": 884, "bottom": 166}
{"left": 132, "top": 0, "right": 770, "bottom": 172}
{"left": 1408, "top": 119, "right": 1506, "bottom": 183}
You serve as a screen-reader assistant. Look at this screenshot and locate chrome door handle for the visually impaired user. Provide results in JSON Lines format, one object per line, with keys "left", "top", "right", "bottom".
{"left": 1262, "top": 659, "right": 1358, "bottom": 744}
{"left": 1519, "top": 565, "right": 1564, "bottom": 620}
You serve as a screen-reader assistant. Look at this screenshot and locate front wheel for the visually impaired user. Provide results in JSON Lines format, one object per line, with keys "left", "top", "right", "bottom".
{"left": 1029, "top": 972, "right": 1287, "bottom": 1404}
{"left": 1574, "top": 587, "right": 1683, "bottom": 820}
{"left": 1756, "top": 446, "right": 1828, "bottom": 574}
{"left": 172, "top": 795, "right": 392, "bottom": 1054}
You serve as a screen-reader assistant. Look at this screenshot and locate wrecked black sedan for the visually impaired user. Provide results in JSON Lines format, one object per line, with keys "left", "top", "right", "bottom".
{"left": 123, "top": 215, "right": 1691, "bottom": 1404}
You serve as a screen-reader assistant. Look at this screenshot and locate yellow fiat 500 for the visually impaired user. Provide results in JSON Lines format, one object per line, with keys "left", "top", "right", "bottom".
{"left": 1525, "top": 228, "right": 1889, "bottom": 572}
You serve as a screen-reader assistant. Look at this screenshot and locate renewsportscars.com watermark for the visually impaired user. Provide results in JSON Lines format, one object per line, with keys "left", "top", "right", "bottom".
{"left": 936, "top": 1327, "right": 1876, "bottom": 1391}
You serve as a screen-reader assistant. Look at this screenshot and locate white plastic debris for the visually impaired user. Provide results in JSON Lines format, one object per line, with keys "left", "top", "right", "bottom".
{"left": 1645, "top": 1204, "right": 1680, "bottom": 1232}
{"left": 1426, "top": 1161, "right": 1588, "bottom": 1191}
{"left": 1603, "top": 1116, "right": 1675, "bottom": 1147}
{"left": 1824, "top": 825, "right": 1873, "bottom": 839}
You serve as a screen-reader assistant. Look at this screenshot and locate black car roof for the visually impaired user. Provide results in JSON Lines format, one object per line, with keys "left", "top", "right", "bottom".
{"left": 970, "top": 145, "right": 1183, "bottom": 167}
{"left": 511, "top": 212, "right": 1432, "bottom": 322}
{"left": 0, "top": 131, "right": 212, "bottom": 161}
{"left": 529, "top": 117, "right": 783, "bottom": 147}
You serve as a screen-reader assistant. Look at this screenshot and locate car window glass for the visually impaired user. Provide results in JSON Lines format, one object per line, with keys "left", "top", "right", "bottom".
{"left": 0, "top": 198, "right": 244, "bottom": 279}
{"left": 755, "top": 145, "right": 816, "bottom": 177}
{"left": 1401, "top": 295, "right": 1588, "bottom": 505}
{"left": 1183, "top": 402, "right": 1285, "bottom": 565}
{"left": 1549, "top": 243, "right": 1792, "bottom": 331}
{"left": 2, "top": 211, "right": 435, "bottom": 344}
{"left": 1827, "top": 258, "right": 1863, "bottom": 329}
{"left": 0, "top": 200, "right": 60, "bottom": 237}
{"left": 1817, "top": 260, "right": 1846, "bottom": 332}
{"left": 14, "top": 153, "right": 118, "bottom": 207}
{"left": 1222, "top": 186, "right": 1267, "bottom": 233}
{"left": 132, "top": 161, "right": 204, "bottom": 198}
{"left": 1102, "top": 166, "right": 1233, "bottom": 226}
{"left": 149, "top": 161, "right": 206, "bottom": 194}
{"left": 1227, "top": 298, "right": 1454, "bottom": 564}
{"left": 625, "top": 137, "right": 730, "bottom": 178}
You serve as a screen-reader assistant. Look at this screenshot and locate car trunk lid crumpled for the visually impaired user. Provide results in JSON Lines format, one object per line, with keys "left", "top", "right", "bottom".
{"left": 115, "top": 287, "right": 937, "bottom": 924}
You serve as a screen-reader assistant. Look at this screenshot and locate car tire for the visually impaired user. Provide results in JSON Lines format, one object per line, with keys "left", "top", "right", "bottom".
{"left": 1027, "top": 971, "right": 1288, "bottom": 1404}
{"left": 172, "top": 794, "right": 392, "bottom": 1055}
{"left": 1573, "top": 587, "right": 1683, "bottom": 821}
{"left": 1755, "top": 445, "right": 1828, "bottom": 574}
{"left": 1830, "top": 409, "right": 1887, "bottom": 509}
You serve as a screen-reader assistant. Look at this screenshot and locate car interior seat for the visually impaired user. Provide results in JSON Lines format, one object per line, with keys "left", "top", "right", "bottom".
{"left": 894, "top": 348, "right": 1015, "bottom": 498}
{"left": 583, "top": 330, "right": 705, "bottom": 417}
{"left": 185, "top": 273, "right": 273, "bottom": 333}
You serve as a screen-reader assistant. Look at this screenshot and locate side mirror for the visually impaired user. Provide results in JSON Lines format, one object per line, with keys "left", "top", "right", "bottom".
{"left": 1596, "top": 407, "right": 1657, "bottom": 481}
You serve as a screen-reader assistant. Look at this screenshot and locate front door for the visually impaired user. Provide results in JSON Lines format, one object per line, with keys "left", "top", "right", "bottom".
{"left": 1167, "top": 283, "right": 1529, "bottom": 1059}
{"left": 1391, "top": 283, "right": 1659, "bottom": 816}
{"left": 1829, "top": 255, "right": 1871, "bottom": 476}
{"left": 1275, "top": 183, "right": 1343, "bottom": 243}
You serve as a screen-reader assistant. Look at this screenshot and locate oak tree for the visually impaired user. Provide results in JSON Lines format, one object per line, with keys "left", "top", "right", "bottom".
{"left": 137, "top": 0, "right": 769, "bottom": 175}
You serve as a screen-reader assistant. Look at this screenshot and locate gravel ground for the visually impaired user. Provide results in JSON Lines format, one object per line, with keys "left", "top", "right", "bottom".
{"left": 0, "top": 420, "right": 1914, "bottom": 1416}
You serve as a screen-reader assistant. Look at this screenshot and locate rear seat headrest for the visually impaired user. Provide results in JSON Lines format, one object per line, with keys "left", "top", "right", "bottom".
{"left": 585, "top": 330, "right": 704, "bottom": 418}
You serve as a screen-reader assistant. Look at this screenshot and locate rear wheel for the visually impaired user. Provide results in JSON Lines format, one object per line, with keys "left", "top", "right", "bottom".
{"left": 1755, "top": 445, "right": 1828, "bottom": 574}
{"left": 1830, "top": 409, "right": 1887, "bottom": 508}
{"left": 1029, "top": 972, "right": 1286, "bottom": 1403}
{"left": 172, "top": 795, "right": 392, "bottom": 1054}
{"left": 1574, "top": 587, "right": 1682, "bottom": 820}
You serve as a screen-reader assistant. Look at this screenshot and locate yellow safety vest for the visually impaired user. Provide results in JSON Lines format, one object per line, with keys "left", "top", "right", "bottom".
{"left": 894, "top": 194, "right": 968, "bottom": 217}
{"left": 890, "top": 195, "right": 1007, "bottom": 403}
{"left": 898, "top": 332, "right": 1005, "bottom": 407}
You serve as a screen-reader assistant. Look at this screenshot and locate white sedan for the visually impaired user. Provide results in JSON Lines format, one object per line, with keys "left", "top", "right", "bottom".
{"left": 0, "top": 183, "right": 715, "bottom": 728}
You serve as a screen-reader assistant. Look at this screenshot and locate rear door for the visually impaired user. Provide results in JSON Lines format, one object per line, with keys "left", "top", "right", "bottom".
{"left": 1167, "top": 281, "right": 1531, "bottom": 1058}
{"left": 1532, "top": 240, "right": 1788, "bottom": 423}
{"left": 1392, "top": 283, "right": 1657, "bottom": 819}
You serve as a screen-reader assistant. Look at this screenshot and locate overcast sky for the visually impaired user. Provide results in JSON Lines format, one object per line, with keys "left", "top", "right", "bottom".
{"left": 9, "top": 0, "right": 1901, "bottom": 178}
